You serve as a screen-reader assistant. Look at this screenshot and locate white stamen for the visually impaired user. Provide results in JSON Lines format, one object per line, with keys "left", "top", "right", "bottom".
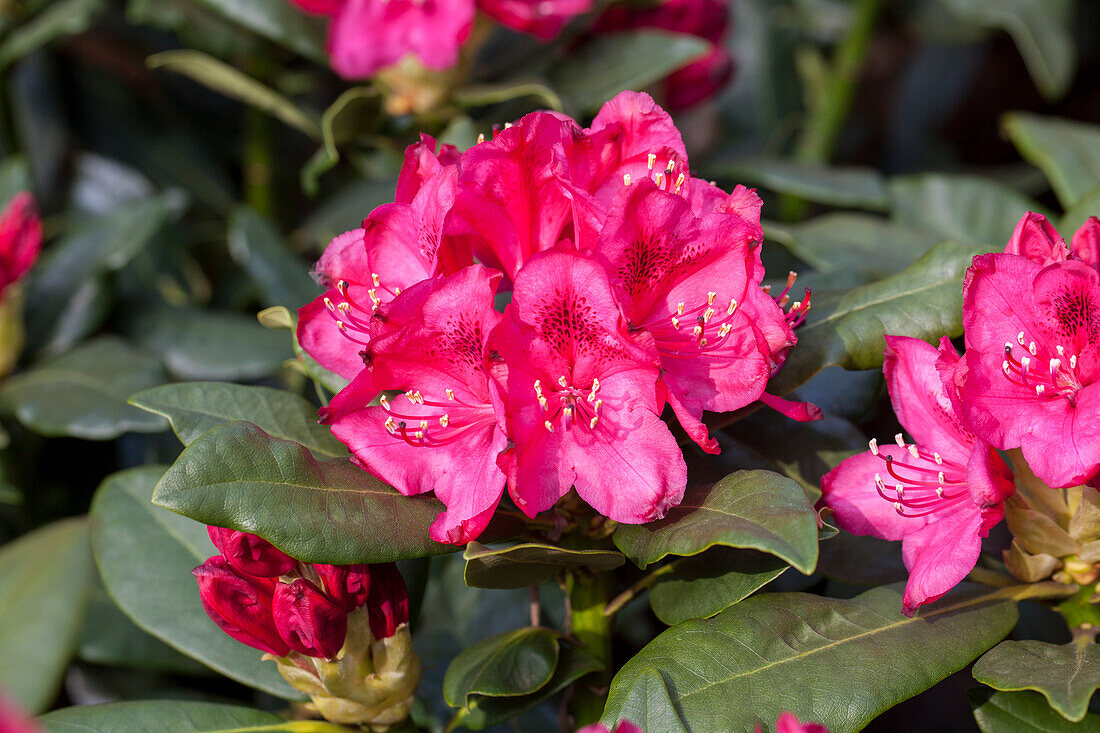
{"left": 371, "top": 272, "right": 381, "bottom": 287}
{"left": 907, "top": 444, "right": 919, "bottom": 459}
{"left": 558, "top": 375, "right": 568, "bottom": 389}
{"left": 544, "top": 420, "right": 554, "bottom": 433}
{"left": 895, "top": 433, "right": 905, "bottom": 447}
{"left": 727, "top": 298, "right": 738, "bottom": 315}
{"left": 623, "top": 173, "right": 632, "bottom": 186}
{"left": 440, "top": 414, "right": 449, "bottom": 427}
{"left": 647, "top": 153, "right": 656, "bottom": 170}
{"left": 446, "top": 388, "right": 455, "bottom": 400}
{"left": 869, "top": 438, "right": 879, "bottom": 455}
{"left": 934, "top": 452, "right": 943, "bottom": 465}
{"left": 707, "top": 292, "right": 716, "bottom": 305}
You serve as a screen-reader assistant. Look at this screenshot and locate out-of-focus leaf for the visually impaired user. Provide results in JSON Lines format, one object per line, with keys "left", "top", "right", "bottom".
{"left": 969, "top": 688, "right": 1100, "bottom": 732}
{"left": 939, "top": 0, "right": 1074, "bottom": 101}
{"left": 816, "top": 530, "right": 907, "bottom": 586}
{"left": 0, "top": 337, "right": 167, "bottom": 439}
{"left": 973, "top": 639, "right": 1100, "bottom": 722}
{"left": 1062, "top": 185, "right": 1100, "bottom": 236}
{"left": 90, "top": 466, "right": 300, "bottom": 698}
{"left": 301, "top": 87, "right": 381, "bottom": 195}
{"left": 713, "top": 159, "right": 889, "bottom": 210}
{"left": 770, "top": 241, "right": 988, "bottom": 394}
{"left": 129, "top": 305, "right": 291, "bottom": 381}
{"left": 0, "top": 0, "right": 104, "bottom": 71}
{"left": 552, "top": 31, "right": 709, "bottom": 113}
{"left": 443, "top": 627, "right": 560, "bottom": 706}
{"left": 603, "top": 584, "right": 1018, "bottom": 733}
{"left": 292, "top": 178, "right": 396, "bottom": 249}
{"left": 130, "top": 382, "right": 342, "bottom": 458}
{"left": 154, "top": 421, "right": 451, "bottom": 564}
{"left": 606, "top": 667, "right": 687, "bottom": 733}
{"left": 613, "top": 470, "right": 819, "bottom": 573}
{"left": 1003, "top": 113, "right": 1100, "bottom": 210}
{"left": 463, "top": 542, "right": 625, "bottom": 589}
{"left": 0, "top": 518, "right": 93, "bottom": 713}
{"left": 227, "top": 206, "right": 318, "bottom": 308}
{"left": 0, "top": 156, "right": 31, "bottom": 204}
{"left": 38, "top": 701, "right": 346, "bottom": 732}
{"left": 649, "top": 548, "right": 789, "bottom": 626}
{"left": 189, "top": 0, "right": 327, "bottom": 63}
{"left": 147, "top": 51, "right": 320, "bottom": 139}
{"left": 453, "top": 82, "right": 563, "bottom": 112}
{"left": 889, "top": 174, "right": 1044, "bottom": 247}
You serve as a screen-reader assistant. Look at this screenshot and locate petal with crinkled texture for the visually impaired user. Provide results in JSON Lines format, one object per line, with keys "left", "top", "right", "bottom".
{"left": 1072, "top": 216, "right": 1100, "bottom": 270}
{"left": 478, "top": 0, "right": 592, "bottom": 38}
{"left": 193, "top": 557, "right": 289, "bottom": 656}
{"left": 899, "top": 503, "right": 987, "bottom": 614}
{"left": 395, "top": 133, "right": 461, "bottom": 204}
{"left": 1003, "top": 211, "right": 1066, "bottom": 265}
{"left": 272, "top": 579, "right": 348, "bottom": 659}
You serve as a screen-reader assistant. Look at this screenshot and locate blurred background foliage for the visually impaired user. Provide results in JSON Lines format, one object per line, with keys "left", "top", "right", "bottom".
{"left": 0, "top": 0, "right": 1098, "bottom": 730}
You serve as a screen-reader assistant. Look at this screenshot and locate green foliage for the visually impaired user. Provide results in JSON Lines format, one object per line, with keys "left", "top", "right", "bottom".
{"left": 463, "top": 542, "right": 626, "bottom": 589}
{"left": 973, "top": 639, "right": 1100, "bottom": 722}
{"left": 713, "top": 159, "right": 889, "bottom": 210}
{"left": 38, "top": 701, "right": 348, "bottom": 732}
{"left": 443, "top": 627, "right": 561, "bottom": 707}
{"left": 648, "top": 548, "right": 789, "bottom": 626}
{"left": 1004, "top": 113, "right": 1100, "bottom": 211}
{"left": 968, "top": 689, "right": 1100, "bottom": 732}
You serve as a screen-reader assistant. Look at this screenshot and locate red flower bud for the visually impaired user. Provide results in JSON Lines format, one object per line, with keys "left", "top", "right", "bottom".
{"left": 0, "top": 192, "right": 40, "bottom": 295}
{"left": 192, "top": 557, "right": 289, "bottom": 657}
{"left": 207, "top": 525, "right": 297, "bottom": 578}
{"left": 272, "top": 579, "right": 348, "bottom": 659}
{"left": 315, "top": 563, "right": 372, "bottom": 610}
{"left": 366, "top": 563, "right": 410, "bottom": 639}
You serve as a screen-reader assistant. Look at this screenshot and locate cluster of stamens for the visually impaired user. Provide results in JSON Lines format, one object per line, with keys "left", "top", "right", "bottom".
{"left": 868, "top": 434, "right": 969, "bottom": 518}
{"left": 622, "top": 153, "right": 687, "bottom": 195}
{"left": 379, "top": 387, "right": 492, "bottom": 446}
{"left": 639, "top": 290, "right": 740, "bottom": 358}
{"left": 765, "top": 271, "right": 811, "bottom": 327}
{"left": 323, "top": 277, "right": 402, "bottom": 347}
{"left": 534, "top": 376, "right": 603, "bottom": 433}
{"left": 1002, "top": 331, "right": 1083, "bottom": 404}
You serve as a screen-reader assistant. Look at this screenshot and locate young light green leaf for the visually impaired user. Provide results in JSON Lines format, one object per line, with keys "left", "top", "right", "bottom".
{"left": 90, "top": 466, "right": 300, "bottom": 698}
{"left": 1004, "top": 113, "right": 1100, "bottom": 210}
{"left": 0, "top": 518, "right": 93, "bottom": 713}
{"left": 153, "top": 421, "right": 451, "bottom": 564}
{"left": 463, "top": 542, "right": 626, "bottom": 589}
{"left": 973, "top": 639, "right": 1100, "bottom": 722}
{"left": 603, "top": 584, "right": 1018, "bottom": 733}
{"left": 443, "top": 627, "right": 560, "bottom": 707}
{"left": 613, "top": 470, "right": 819, "bottom": 573}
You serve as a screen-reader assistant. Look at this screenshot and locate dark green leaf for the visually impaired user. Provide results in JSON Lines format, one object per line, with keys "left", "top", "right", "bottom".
{"left": 153, "top": 420, "right": 451, "bottom": 564}
{"left": 0, "top": 336, "right": 168, "bottom": 439}
{"left": 189, "top": 0, "right": 327, "bottom": 63}
{"left": 130, "top": 381, "right": 343, "bottom": 458}
{"left": 38, "top": 701, "right": 346, "bottom": 732}
{"left": 454, "top": 645, "right": 602, "bottom": 730}
{"left": 969, "top": 688, "right": 1100, "bottom": 733}
{"left": 130, "top": 305, "right": 291, "bottom": 381}
{"left": 889, "top": 174, "right": 1044, "bottom": 247}
{"left": 443, "top": 627, "right": 560, "bottom": 707}
{"left": 607, "top": 667, "right": 687, "bottom": 733}
{"left": 463, "top": 542, "right": 625, "bottom": 589}
{"left": 1004, "top": 113, "right": 1100, "bottom": 210}
{"left": 713, "top": 159, "right": 889, "bottom": 210}
{"left": 0, "top": 518, "right": 93, "bottom": 713}
{"left": 816, "top": 530, "right": 906, "bottom": 586}
{"left": 613, "top": 470, "right": 819, "bottom": 573}
{"left": 148, "top": 51, "right": 320, "bottom": 138}
{"left": 0, "top": 0, "right": 104, "bottom": 70}
{"left": 90, "top": 466, "right": 300, "bottom": 698}
{"left": 552, "top": 31, "right": 708, "bottom": 113}
{"left": 973, "top": 639, "right": 1100, "bottom": 722}
{"left": 603, "top": 584, "right": 1019, "bottom": 733}
{"left": 769, "top": 241, "right": 988, "bottom": 394}
{"left": 649, "top": 548, "right": 788, "bottom": 626}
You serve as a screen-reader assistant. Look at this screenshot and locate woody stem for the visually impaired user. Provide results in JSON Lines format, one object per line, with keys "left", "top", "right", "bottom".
{"left": 567, "top": 569, "right": 613, "bottom": 728}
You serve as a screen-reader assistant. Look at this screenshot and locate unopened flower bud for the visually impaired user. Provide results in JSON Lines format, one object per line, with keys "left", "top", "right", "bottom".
{"left": 0, "top": 192, "right": 41, "bottom": 297}
{"left": 366, "top": 563, "right": 410, "bottom": 640}
{"left": 315, "top": 563, "right": 372, "bottom": 610}
{"left": 193, "top": 557, "right": 289, "bottom": 656}
{"left": 272, "top": 579, "right": 348, "bottom": 659}
{"left": 1003, "top": 538, "right": 1061, "bottom": 583}
{"left": 207, "top": 526, "right": 297, "bottom": 578}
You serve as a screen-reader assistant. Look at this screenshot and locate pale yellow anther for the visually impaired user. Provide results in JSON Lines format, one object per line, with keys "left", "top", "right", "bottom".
{"left": 419, "top": 420, "right": 428, "bottom": 431}
{"left": 869, "top": 438, "right": 879, "bottom": 455}
{"left": 558, "top": 375, "right": 568, "bottom": 389}
{"left": 654, "top": 172, "right": 664, "bottom": 187}
{"left": 623, "top": 173, "right": 632, "bottom": 186}
{"left": 534, "top": 379, "right": 542, "bottom": 396}
{"left": 718, "top": 323, "right": 732, "bottom": 337}
{"left": 538, "top": 395, "right": 548, "bottom": 409}
{"left": 791, "top": 301, "right": 802, "bottom": 311}
{"left": 671, "top": 316, "right": 680, "bottom": 329}
{"left": 477, "top": 133, "right": 485, "bottom": 144}
{"left": 934, "top": 452, "right": 943, "bottom": 464}
{"left": 440, "top": 414, "right": 450, "bottom": 427}
{"left": 907, "top": 444, "right": 919, "bottom": 459}
{"left": 727, "top": 298, "right": 738, "bottom": 315}
{"left": 544, "top": 420, "right": 554, "bottom": 433}
{"left": 414, "top": 430, "right": 424, "bottom": 440}
{"left": 692, "top": 324, "right": 703, "bottom": 338}
{"left": 371, "top": 272, "right": 381, "bottom": 287}
{"left": 707, "top": 292, "right": 716, "bottom": 305}
{"left": 676, "top": 302, "right": 685, "bottom": 315}
{"left": 504, "top": 122, "right": 513, "bottom": 129}
{"left": 338, "top": 302, "right": 350, "bottom": 314}
{"left": 874, "top": 473, "right": 884, "bottom": 489}
{"left": 647, "top": 153, "right": 657, "bottom": 170}
{"left": 589, "top": 415, "right": 599, "bottom": 429}
{"left": 379, "top": 395, "right": 391, "bottom": 410}
{"left": 406, "top": 390, "right": 423, "bottom": 404}
{"left": 666, "top": 160, "right": 675, "bottom": 174}
{"left": 394, "top": 287, "right": 402, "bottom": 295}
{"left": 700, "top": 338, "right": 708, "bottom": 346}
{"left": 895, "top": 433, "right": 905, "bottom": 447}
{"left": 446, "top": 388, "right": 456, "bottom": 400}
{"left": 563, "top": 405, "right": 574, "bottom": 420}
{"left": 594, "top": 399, "right": 602, "bottom": 413}
{"left": 324, "top": 297, "right": 334, "bottom": 311}
{"left": 703, "top": 307, "right": 715, "bottom": 323}
{"left": 384, "top": 417, "right": 397, "bottom": 433}
{"left": 337, "top": 321, "right": 347, "bottom": 331}
{"left": 674, "top": 172, "right": 685, "bottom": 193}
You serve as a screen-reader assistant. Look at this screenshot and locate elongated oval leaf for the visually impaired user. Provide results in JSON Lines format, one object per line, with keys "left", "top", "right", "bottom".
{"left": 38, "top": 700, "right": 346, "bottom": 732}
{"left": 711, "top": 159, "right": 889, "bottom": 211}
{"left": 649, "top": 548, "right": 788, "bottom": 626}
{"left": 0, "top": 336, "right": 168, "bottom": 439}
{"left": 90, "top": 466, "right": 299, "bottom": 698}
{"left": 443, "top": 627, "right": 560, "bottom": 707}
{"left": 552, "top": 31, "right": 708, "bottom": 113}
{"left": 1062, "top": 185, "right": 1100, "bottom": 236}
{"left": 0, "top": 518, "right": 93, "bottom": 713}
{"left": 1004, "top": 113, "right": 1100, "bottom": 210}
{"left": 770, "top": 241, "right": 989, "bottom": 394}
{"left": 603, "top": 584, "right": 1018, "bottom": 733}
{"left": 613, "top": 470, "right": 819, "bottom": 573}
{"left": 153, "top": 420, "right": 451, "bottom": 564}
{"left": 227, "top": 206, "right": 319, "bottom": 308}
{"left": 190, "top": 0, "right": 326, "bottom": 63}
{"left": 973, "top": 639, "right": 1100, "bottom": 722}
{"left": 608, "top": 667, "right": 687, "bottom": 733}
{"left": 129, "top": 382, "right": 343, "bottom": 458}
{"left": 0, "top": 0, "right": 104, "bottom": 70}
{"left": 463, "top": 542, "right": 625, "bottom": 589}
{"left": 968, "top": 688, "right": 1100, "bottom": 733}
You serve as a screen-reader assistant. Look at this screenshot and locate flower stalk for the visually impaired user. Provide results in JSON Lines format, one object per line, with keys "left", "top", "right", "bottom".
{"left": 567, "top": 569, "right": 614, "bottom": 728}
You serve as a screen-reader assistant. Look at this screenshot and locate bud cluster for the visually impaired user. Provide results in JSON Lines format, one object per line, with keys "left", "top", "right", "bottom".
{"left": 193, "top": 527, "right": 420, "bottom": 729}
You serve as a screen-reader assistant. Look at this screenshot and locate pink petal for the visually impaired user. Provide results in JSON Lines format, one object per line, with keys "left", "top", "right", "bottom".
{"left": 821, "top": 447, "right": 918, "bottom": 542}
{"left": 1071, "top": 216, "right": 1100, "bottom": 270}
{"left": 272, "top": 579, "right": 348, "bottom": 658}
{"left": 478, "top": 0, "right": 592, "bottom": 38}
{"left": 0, "top": 192, "right": 40, "bottom": 293}
{"left": 900, "top": 504, "right": 986, "bottom": 614}
{"left": 1003, "top": 211, "right": 1066, "bottom": 265}
{"left": 395, "top": 133, "right": 461, "bottom": 204}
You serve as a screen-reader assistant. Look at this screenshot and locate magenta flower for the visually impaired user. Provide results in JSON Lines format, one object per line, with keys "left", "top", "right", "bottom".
{"left": 0, "top": 192, "right": 41, "bottom": 297}
{"left": 314, "top": 563, "right": 373, "bottom": 610}
{"left": 593, "top": 177, "right": 793, "bottom": 451}
{"left": 479, "top": 0, "right": 593, "bottom": 38}
{"left": 272, "top": 579, "right": 349, "bottom": 659}
{"left": 756, "top": 712, "right": 829, "bottom": 733}
{"left": 493, "top": 248, "right": 686, "bottom": 523}
{"left": 207, "top": 525, "right": 297, "bottom": 578}
{"left": 956, "top": 213, "right": 1100, "bottom": 488}
{"left": 365, "top": 563, "right": 411, "bottom": 639}
{"left": 576, "top": 722, "right": 642, "bottom": 733}
{"left": 320, "top": 265, "right": 509, "bottom": 544}
{"left": 193, "top": 557, "right": 290, "bottom": 656}
{"left": 821, "top": 336, "right": 1014, "bottom": 614}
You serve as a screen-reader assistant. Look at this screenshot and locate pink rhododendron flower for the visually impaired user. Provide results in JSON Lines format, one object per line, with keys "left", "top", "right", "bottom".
{"left": 0, "top": 192, "right": 41, "bottom": 297}
{"left": 755, "top": 712, "right": 828, "bottom": 733}
{"left": 479, "top": 0, "right": 592, "bottom": 38}
{"left": 193, "top": 556, "right": 290, "bottom": 656}
{"left": 0, "top": 690, "right": 40, "bottom": 733}
{"left": 592, "top": 0, "right": 734, "bottom": 110}
{"left": 315, "top": 563, "right": 373, "bottom": 609}
{"left": 955, "top": 213, "right": 1100, "bottom": 488}
{"left": 321, "top": 265, "right": 508, "bottom": 544}
{"left": 576, "top": 722, "right": 643, "bottom": 733}
{"left": 273, "top": 579, "right": 349, "bottom": 659}
{"left": 821, "top": 336, "right": 1015, "bottom": 614}
{"left": 365, "top": 563, "right": 411, "bottom": 639}
{"left": 207, "top": 526, "right": 297, "bottom": 578}
{"left": 493, "top": 249, "right": 687, "bottom": 523}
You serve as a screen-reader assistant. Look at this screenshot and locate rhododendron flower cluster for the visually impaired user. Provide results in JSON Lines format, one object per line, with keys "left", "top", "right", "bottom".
{"left": 0, "top": 192, "right": 40, "bottom": 299}
{"left": 822, "top": 212, "right": 1100, "bottom": 614}
{"left": 288, "top": 0, "right": 592, "bottom": 78}
{"left": 298, "top": 91, "right": 815, "bottom": 546}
